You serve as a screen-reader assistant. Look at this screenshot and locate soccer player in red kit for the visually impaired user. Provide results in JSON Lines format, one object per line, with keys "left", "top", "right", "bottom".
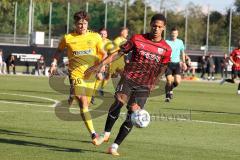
{"left": 220, "top": 40, "right": 240, "bottom": 94}
{"left": 85, "top": 14, "right": 171, "bottom": 156}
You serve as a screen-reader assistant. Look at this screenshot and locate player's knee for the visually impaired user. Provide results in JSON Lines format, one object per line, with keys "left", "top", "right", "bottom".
{"left": 76, "top": 96, "right": 89, "bottom": 108}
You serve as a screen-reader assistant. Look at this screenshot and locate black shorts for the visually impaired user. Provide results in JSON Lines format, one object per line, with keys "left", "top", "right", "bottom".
{"left": 165, "top": 62, "right": 181, "bottom": 76}
{"left": 232, "top": 69, "right": 240, "bottom": 78}
{"left": 115, "top": 77, "right": 150, "bottom": 109}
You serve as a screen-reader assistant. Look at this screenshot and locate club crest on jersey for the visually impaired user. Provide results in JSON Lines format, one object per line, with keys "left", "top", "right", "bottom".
{"left": 87, "top": 40, "right": 93, "bottom": 46}
{"left": 157, "top": 48, "right": 164, "bottom": 54}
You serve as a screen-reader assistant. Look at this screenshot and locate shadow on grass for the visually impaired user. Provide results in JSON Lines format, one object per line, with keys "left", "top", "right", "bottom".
{"left": 0, "top": 138, "right": 106, "bottom": 154}
{"left": 0, "top": 129, "right": 91, "bottom": 144}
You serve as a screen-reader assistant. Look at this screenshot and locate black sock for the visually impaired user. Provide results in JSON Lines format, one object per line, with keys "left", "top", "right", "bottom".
{"left": 104, "top": 99, "right": 123, "bottom": 132}
{"left": 114, "top": 111, "right": 133, "bottom": 145}
{"left": 238, "top": 83, "right": 240, "bottom": 90}
{"left": 165, "top": 83, "right": 171, "bottom": 98}
{"left": 172, "top": 82, "right": 178, "bottom": 89}
{"left": 225, "top": 79, "right": 235, "bottom": 83}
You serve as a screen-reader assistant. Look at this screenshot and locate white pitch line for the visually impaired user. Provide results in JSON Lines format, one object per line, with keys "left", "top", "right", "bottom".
{"left": 0, "top": 93, "right": 240, "bottom": 127}
{"left": 0, "top": 100, "right": 52, "bottom": 107}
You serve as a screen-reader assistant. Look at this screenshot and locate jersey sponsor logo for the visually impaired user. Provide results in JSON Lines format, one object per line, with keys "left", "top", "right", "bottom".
{"left": 73, "top": 49, "right": 93, "bottom": 55}
{"left": 140, "top": 50, "right": 161, "bottom": 62}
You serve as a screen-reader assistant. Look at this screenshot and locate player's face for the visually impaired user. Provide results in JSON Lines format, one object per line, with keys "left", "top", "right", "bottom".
{"left": 121, "top": 29, "right": 128, "bottom": 39}
{"left": 100, "top": 30, "right": 108, "bottom": 39}
{"left": 75, "top": 19, "right": 88, "bottom": 34}
{"left": 171, "top": 30, "right": 178, "bottom": 40}
{"left": 150, "top": 20, "right": 165, "bottom": 39}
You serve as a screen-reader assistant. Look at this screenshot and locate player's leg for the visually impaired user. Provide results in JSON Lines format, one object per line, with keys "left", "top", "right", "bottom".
{"left": 237, "top": 71, "right": 240, "bottom": 95}
{"left": 220, "top": 69, "right": 236, "bottom": 84}
{"left": 169, "top": 63, "right": 181, "bottom": 99}
{"left": 96, "top": 77, "right": 132, "bottom": 144}
{"left": 68, "top": 75, "right": 74, "bottom": 105}
{"left": 108, "top": 87, "right": 149, "bottom": 156}
{"left": 91, "top": 72, "right": 104, "bottom": 104}
{"left": 165, "top": 64, "right": 173, "bottom": 102}
{"left": 72, "top": 77, "right": 98, "bottom": 144}
{"left": 165, "top": 75, "right": 173, "bottom": 102}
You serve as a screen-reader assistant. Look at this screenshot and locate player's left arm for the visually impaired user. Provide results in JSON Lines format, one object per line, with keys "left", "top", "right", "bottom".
{"left": 181, "top": 41, "right": 187, "bottom": 71}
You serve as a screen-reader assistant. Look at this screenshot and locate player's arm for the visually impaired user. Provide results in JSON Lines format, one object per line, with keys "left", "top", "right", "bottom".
{"left": 85, "top": 50, "right": 125, "bottom": 76}
{"left": 49, "top": 37, "right": 65, "bottom": 75}
{"left": 182, "top": 50, "right": 188, "bottom": 69}
{"left": 85, "top": 39, "right": 134, "bottom": 75}
{"left": 229, "top": 53, "right": 239, "bottom": 67}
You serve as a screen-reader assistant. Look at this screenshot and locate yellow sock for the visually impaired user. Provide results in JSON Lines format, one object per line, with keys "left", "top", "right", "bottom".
{"left": 101, "top": 79, "right": 109, "bottom": 88}
{"left": 93, "top": 79, "right": 101, "bottom": 96}
{"left": 80, "top": 108, "right": 95, "bottom": 135}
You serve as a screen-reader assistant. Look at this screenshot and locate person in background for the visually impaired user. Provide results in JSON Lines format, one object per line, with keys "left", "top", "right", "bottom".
{"left": 200, "top": 55, "right": 207, "bottom": 79}
{"left": 220, "top": 40, "right": 240, "bottom": 95}
{"left": 36, "top": 55, "right": 46, "bottom": 76}
{"left": 6, "top": 54, "right": 16, "bottom": 74}
{"left": 220, "top": 53, "right": 229, "bottom": 79}
{"left": 49, "top": 58, "right": 58, "bottom": 75}
{"left": 165, "top": 27, "right": 187, "bottom": 102}
{"left": 0, "top": 49, "right": 7, "bottom": 74}
{"left": 206, "top": 53, "right": 215, "bottom": 80}
{"left": 110, "top": 27, "right": 129, "bottom": 78}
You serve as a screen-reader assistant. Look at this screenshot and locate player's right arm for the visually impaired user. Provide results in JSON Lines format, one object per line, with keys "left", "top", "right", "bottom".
{"left": 230, "top": 50, "right": 239, "bottom": 67}
{"left": 49, "top": 37, "right": 66, "bottom": 75}
{"left": 85, "top": 37, "right": 134, "bottom": 76}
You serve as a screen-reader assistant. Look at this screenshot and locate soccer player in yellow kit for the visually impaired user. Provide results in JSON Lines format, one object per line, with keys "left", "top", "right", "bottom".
{"left": 49, "top": 11, "right": 106, "bottom": 145}
{"left": 110, "top": 27, "right": 129, "bottom": 77}
{"left": 91, "top": 28, "right": 114, "bottom": 104}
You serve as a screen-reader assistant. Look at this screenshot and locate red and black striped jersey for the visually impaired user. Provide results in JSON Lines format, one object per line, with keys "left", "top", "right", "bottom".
{"left": 120, "top": 33, "right": 172, "bottom": 87}
{"left": 230, "top": 48, "right": 240, "bottom": 71}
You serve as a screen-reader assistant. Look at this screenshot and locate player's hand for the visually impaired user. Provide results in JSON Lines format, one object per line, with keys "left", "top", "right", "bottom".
{"left": 84, "top": 64, "right": 101, "bottom": 79}
{"left": 235, "top": 63, "right": 240, "bottom": 67}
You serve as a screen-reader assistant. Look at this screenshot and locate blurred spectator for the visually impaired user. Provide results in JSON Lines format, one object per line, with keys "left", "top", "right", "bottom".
{"left": 220, "top": 53, "right": 229, "bottom": 79}
{"left": 6, "top": 54, "right": 16, "bottom": 74}
{"left": 207, "top": 53, "right": 215, "bottom": 80}
{"left": 0, "top": 49, "right": 7, "bottom": 74}
{"left": 48, "top": 58, "right": 58, "bottom": 75}
{"left": 200, "top": 56, "right": 207, "bottom": 79}
{"left": 183, "top": 55, "right": 195, "bottom": 77}
{"left": 35, "top": 55, "right": 46, "bottom": 75}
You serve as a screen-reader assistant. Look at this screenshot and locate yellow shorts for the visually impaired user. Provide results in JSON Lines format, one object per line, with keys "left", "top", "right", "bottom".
{"left": 70, "top": 73, "right": 96, "bottom": 101}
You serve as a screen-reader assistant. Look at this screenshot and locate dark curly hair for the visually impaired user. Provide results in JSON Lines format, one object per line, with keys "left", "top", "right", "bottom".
{"left": 74, "top": 11, "right": 89, "bottom": 22}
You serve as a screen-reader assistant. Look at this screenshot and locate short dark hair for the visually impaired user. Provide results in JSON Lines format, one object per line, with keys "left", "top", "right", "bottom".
{"left": 150, "top": 14, "right": 166, "bottom": 25}
{"left": 120, "top": 27, "right": 128, "bottom": 32}
{"left": 0, "top": 49, "right": 2, "bottom": 52}
{"left": 99, "top": 27, "right": 107, "bottom": 32}
{"left": 74, "top": 11, "right": 89, "bottom": 22}
{"left": 171, "top": 27, "right": 178, "bottom": 32}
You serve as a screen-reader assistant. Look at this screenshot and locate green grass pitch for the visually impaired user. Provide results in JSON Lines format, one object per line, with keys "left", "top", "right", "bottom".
{"left": 0, "top": 75, "right": 239, "bottom": 160}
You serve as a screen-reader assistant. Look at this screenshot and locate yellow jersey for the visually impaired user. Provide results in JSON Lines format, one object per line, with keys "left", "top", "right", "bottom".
{"left": 110, "top": 36, "right": 127, "bottom": 73}
{"left": 58, "top": 30, "right": 104, "bottom": 79}
{"left": 102, "top": 38, "right": 115, "bottom": 55}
